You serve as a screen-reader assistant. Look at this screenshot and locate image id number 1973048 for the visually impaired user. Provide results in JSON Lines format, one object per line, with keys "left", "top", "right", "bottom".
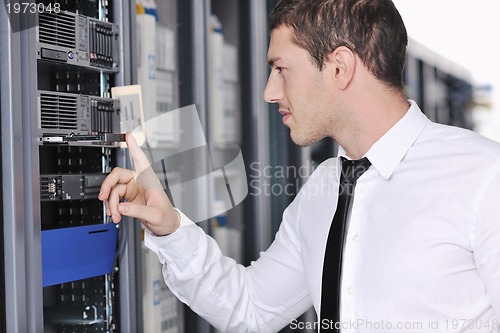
{"left": 5, "top": 2, "right": 60, "bottom": 14}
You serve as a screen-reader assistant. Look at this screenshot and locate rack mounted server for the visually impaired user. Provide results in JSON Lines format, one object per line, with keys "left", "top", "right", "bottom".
{"left": 38, "top": 90, "right": 120, "bottom": 139}
{"left": 36, "top": 11, "right": 120, "bottom": 72}
{"left": 40, "top": 173, "right": 107, "bottom": 202}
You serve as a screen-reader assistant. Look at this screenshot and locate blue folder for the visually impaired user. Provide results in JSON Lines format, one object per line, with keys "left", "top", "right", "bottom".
{"left": 42, "top": 223, "right": 118, "bottom": 287}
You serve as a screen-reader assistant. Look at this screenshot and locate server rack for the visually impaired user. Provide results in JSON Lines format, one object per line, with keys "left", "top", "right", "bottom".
{"left": 239, "top": 0, "right": 273, "bottom": 265}
{"left": 0, "top": 0, "right": 139, "bottom": 332}
{"left": 405, "top": 39, "right": 474, "bottom": 129}
{"left": 36, "top": 1, "right": 124, "bottom": 332}
{"left": 134, "top": 1, "right": 187, "bottom": 332}
{"left": 160, "top": 0, "right": 272, "bottom": 331}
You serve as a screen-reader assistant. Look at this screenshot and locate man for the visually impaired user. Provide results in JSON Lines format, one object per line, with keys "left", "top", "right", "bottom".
{"left": 99, "top": 0, "right": 500, "bottom": 331}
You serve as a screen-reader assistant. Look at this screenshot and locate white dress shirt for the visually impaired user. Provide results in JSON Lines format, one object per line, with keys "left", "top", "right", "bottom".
{"left": 145, "top": 101, "right": 500, "bottom": 332}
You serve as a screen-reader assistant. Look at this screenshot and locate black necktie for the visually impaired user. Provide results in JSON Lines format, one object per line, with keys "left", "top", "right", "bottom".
{"left": 320, "top": 157, "right": 371, "bottom": 332}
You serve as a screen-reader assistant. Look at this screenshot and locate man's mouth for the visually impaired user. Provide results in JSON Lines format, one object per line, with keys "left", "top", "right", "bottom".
{"left": 279, "top": 109, "right": 291, "bottom": 123}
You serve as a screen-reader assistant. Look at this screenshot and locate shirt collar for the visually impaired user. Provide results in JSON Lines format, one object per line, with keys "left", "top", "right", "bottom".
{"left": 337, "top": 100, "right": 428, "bottom": 180}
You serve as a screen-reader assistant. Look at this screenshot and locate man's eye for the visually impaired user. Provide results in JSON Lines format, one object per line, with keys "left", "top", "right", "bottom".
{"left": 275, "top": 66, "right": 283, "bottom": 73}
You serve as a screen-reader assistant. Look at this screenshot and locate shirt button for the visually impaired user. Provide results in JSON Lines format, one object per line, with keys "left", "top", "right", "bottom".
{"left": 357, "top": 185, "right": 366, "bottom": 195}
{"left": 351, "top": 234, "right": 359, "bottom": 243}
{"left": 346, "top": 287, "right": 354, "bottom": 295}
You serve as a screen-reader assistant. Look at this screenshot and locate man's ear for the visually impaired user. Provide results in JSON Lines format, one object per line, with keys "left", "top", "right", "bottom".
{"left": 325, "top": 46, "right": 356, "bottom": 90}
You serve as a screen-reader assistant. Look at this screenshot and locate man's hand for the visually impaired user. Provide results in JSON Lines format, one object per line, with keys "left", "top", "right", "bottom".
{"left": 98, "top": 132, "right": 180, "bottom": 236}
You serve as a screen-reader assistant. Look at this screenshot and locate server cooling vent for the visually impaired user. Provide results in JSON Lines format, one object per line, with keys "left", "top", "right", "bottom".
{"left": 40, "top": 94, "right": 78, "bottom": 129}
{"left": 38, "top": 12, "right": 76, "bottom": 48}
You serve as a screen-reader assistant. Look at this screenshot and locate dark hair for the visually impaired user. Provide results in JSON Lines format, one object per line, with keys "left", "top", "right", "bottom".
{"left": 269, "top": 0, "right": 408, "bottom": 90}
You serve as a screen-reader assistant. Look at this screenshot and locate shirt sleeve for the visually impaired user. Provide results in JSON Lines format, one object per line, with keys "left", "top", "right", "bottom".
{"left": 144, "top": 199, "right": 312, "bottom": 332}
{"left": 473, "top": 161, "right": 500, "bottom": 318}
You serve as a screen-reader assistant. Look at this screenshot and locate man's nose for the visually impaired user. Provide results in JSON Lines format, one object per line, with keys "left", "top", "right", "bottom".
{"left": 263, "top": 73, "right": 283, "bottom": 103}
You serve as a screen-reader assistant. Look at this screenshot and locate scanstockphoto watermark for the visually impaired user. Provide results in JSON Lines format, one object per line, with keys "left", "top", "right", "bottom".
{"left": 289, "top": 319, "right": 424, "bottom": 331}
{"left": 248, "top": 161, "right": 325, "bottom": 197}
{"left": 1, "top": 0, "right": 61, "bottom": 33}
{"left": 248, "top": 161, "right": 364, "bottom": 198}
{"left": 289, "top": 318, "right": 500, "bottom": 331}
